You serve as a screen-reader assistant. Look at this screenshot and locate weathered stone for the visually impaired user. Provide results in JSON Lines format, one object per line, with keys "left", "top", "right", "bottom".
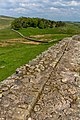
{"left": 1, "top": 87, "right": 9, "bottom": 91}
{"left": 0, "top": 37, "right": 80, "bottom": 120}
{"left": 34, "top": 104, "right": 41, "bottom": 112}
{"left": 12, "top": 108, "right": 27, "bottom": 120}
{"left": 0, "top": 93, "right": 2, "bottom": 98}
{"left": 72, "top": 35, "right": 80, "bottom": 41}
{"left": 28, "top": 117, "right": 32, "bottom": 120}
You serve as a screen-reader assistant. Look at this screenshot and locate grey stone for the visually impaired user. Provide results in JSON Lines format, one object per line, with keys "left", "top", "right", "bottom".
{"left": 72, "top": 35, "right": 80, "bottom": 41}
{"left": 0, "top": 38, "right": 80, "bottom": 120}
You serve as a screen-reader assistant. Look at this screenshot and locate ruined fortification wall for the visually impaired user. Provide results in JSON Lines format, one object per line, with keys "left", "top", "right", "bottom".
{"left": 0, "top": 36, "right": 80, "bottom": 120}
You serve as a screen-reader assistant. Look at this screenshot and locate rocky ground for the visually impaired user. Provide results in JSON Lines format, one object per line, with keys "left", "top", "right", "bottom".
{"left": 0, "top": 36, "right": 80, "bottom": 120}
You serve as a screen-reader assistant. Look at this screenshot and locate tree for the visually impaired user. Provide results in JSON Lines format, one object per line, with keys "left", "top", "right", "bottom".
{"left": 38, "top": 21, "right": 44, "bottom": 29}
{"left": 11, "top": 20, "right": 21, "bottom": 30}
{"left": 11, "top": 17, "right": 65, "bottom": 29}
{"left": 55, "top": 21, "right": 66, "bottom": 27}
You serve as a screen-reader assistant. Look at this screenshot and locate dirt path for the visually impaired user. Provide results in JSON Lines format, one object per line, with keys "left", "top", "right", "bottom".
{"left": 0, "top": 38, "right": 40, "bottom": 47}
{"left": 0, "top": 25, "right": 11, "bottom": 30}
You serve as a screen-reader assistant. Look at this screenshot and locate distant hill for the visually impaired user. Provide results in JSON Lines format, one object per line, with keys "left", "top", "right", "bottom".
{"left": 0, "top": 15, "right": 14, "bottom": 29}
{"left": 0, "top": 15, "right": 14, "bottom": 19}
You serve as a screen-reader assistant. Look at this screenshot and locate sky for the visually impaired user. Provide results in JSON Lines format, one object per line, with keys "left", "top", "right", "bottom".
{"left": 0, "top": 0, "right": 80, "bottom": 21}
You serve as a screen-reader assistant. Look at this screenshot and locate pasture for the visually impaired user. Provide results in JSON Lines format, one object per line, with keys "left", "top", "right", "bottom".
{"left": 0, "top": 16, "right": 80, "bottom": 81}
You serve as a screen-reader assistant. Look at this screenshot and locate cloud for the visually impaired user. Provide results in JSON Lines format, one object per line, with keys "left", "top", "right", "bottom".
{"left": 0, "top": 0, "right": 80, "bottom": 21}
{"left": 49, "top": 0, "right": 80, "bottom": 7}
{"left": 49, "top": 7, "right": 59, "bottom": 11}
{"left": 67, "top": 0, "right": 80, "bottom": 6}
{"left": 14, "top": 8, "right": 26, "bottom": 13}
{"left": 19, "top": 3, "right": 42, "bottom": 8}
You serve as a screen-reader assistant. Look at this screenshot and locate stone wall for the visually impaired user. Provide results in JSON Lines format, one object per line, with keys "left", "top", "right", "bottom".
{"left": 0, "top": 37, "right": 80, "bottom": 120}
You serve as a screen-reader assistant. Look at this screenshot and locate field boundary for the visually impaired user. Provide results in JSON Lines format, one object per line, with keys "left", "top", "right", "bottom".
{"left": 0, "top": 38, "right": 80, "bottom": 120}
{"left": 11, "top": 29, "right": 58, "bottom": 43}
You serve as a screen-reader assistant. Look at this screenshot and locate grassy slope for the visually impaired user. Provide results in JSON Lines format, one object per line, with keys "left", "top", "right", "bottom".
{"left": 18, "top": 22, "right": 80, "bottom": 36}
{"left": 0, "top": 18, "right": 80, "bottom": 81}
{"left": 0, "top": 28, "right": 21, "bottom": 41}
{"left": 18, "top": 23, "right": 80, "bottom": 41}
{"left": 0, "top": 43, "right": 55, "bottom": 81}
{"left": 0, "top": 16, "right": 21, "bottom": 41}
{"left": 0, "top": 16, "right": 14, "bottom": 26}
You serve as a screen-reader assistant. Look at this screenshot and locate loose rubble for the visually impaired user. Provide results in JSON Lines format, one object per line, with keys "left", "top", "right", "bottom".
{"left": 0, "top": 36, "right": 80, "bottom": 120}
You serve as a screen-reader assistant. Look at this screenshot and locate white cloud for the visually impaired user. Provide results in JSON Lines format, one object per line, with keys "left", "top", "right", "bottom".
{"left": 14, "top": 8, "right": 26, "bottom": 13}
{"left": 49, "top": 7, "right": 59, "bottom": 11}
{"left": 19, "top": 3, "right": 41, "bottom": 7}
{"left": 0, "top": 0, "right": 80, "bottom": 21}
{"left": 42, "top": 0, "right": 49, "bottom": 3}
{"left": 67, "top": 0, "right": 80, "bottom": 6}
{"left": 8, "top": 0, "right": 29, "bottom": 3}
{"left": 50, "top": 0, "right": 80, "bottom": 7}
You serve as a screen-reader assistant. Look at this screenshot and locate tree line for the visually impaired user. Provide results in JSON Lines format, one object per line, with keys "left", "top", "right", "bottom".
{"left": 11, "top": 17, "right": 65, "bottom": 30}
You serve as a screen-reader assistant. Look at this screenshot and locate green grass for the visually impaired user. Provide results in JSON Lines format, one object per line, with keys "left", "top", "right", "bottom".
{"left": 0, "top": 19, "right": 13, "bottom": 25}
{"left": 0, "top": 42, "right": 55, "bottom": 81}
{"left": 0, "top": 22, "right": 80, "bottom": 41}
{"left": 18, "top": 23, "right": 80, "bottom": 37}
{"left": 18, "top": 23, "right": 80, "bottom": 41}
{"left": 0, "top": 16, "right": 14, "bottom": 26}
{"left": 0, "top": 28, "right": 21, "bottom": 41}
{"left": 19, "top": 27, "right": 68, "bottom": 36}
{"left": 0, "top": 20, "right": 80, "bottom": 82}
{"left": 35, "top": 34, "right": 71, "bottom": 42}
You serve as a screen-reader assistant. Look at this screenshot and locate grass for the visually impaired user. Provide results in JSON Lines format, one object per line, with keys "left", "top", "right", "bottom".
{"left": 18, "top": 27, "right": 67, "bottom": 36}
{"left": 0, "top": 18, "right": 80, "bottom": 82}
{"left": 0, "top": 19, "right": 13, "bottom": 25}
{"left": 0, "top": 42, "right": 55, "bottom": 81}
{"left": 18, "top": 23, "right": 80, "bottom": 41}
{"left": 34, "top": 34, "right": 71, "bottom": 42}
{"left": 0, "top": 28, "right": 21, "bottom": 41}
{"left": 18, "top": 23, "right": 80, "bottom": 37}
{"left": 0, "top": 16, "right": 14, "bottom": 27}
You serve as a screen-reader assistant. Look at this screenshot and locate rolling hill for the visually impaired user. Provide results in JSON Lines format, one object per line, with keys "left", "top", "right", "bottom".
{"left": 0, "top": 15, "right": 80, "bottom": 81}
{"left": 0, "top": 15, "right": 14, "bottom": 29}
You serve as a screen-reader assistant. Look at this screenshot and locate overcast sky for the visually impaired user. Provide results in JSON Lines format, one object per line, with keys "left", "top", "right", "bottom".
{"left": 0, "top": 0, "right": 80, "bottom": 21}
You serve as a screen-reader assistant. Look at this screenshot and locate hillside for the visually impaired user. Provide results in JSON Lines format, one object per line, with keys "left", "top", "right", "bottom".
{"left": 0, "top": 15, "right": 14, "bottom": 29}
{"left": 0, "top": 16, "right": 80, "bottom": 81}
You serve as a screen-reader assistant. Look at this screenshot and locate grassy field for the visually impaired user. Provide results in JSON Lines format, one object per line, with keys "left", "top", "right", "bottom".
{"left": 0, "top": 43, "right": 55, "bottom": 81}
{"left": 18, "top": 22, "right": 80, "bottom": 36}
{"left": 0, "top": 16, "right": 14, "bottom": 29}
{"left": 0, "top": 16, "right": 80, "bottom": 81}
{"left": 0, "top": 28, "right": 21, "bottom": 40}
{"left": 18, "top": 23, "right": 80, "bottom": 41}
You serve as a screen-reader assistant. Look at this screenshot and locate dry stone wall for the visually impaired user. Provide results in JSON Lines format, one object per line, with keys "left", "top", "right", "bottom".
{"left": 0, "top": 36, "right": 80, "bottom": 120}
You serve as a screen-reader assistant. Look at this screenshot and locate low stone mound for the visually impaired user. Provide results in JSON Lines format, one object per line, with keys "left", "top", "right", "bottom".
{"left": 0, "top": 37, "right": 80, "bottom": 120}
{"left": 72, "top": 35, "right": 80, "bottom": 41}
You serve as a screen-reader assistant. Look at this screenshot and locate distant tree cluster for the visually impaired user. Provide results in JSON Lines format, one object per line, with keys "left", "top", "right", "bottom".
{"left": 11, "top": 17, "right": 65, "bottom": 30}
